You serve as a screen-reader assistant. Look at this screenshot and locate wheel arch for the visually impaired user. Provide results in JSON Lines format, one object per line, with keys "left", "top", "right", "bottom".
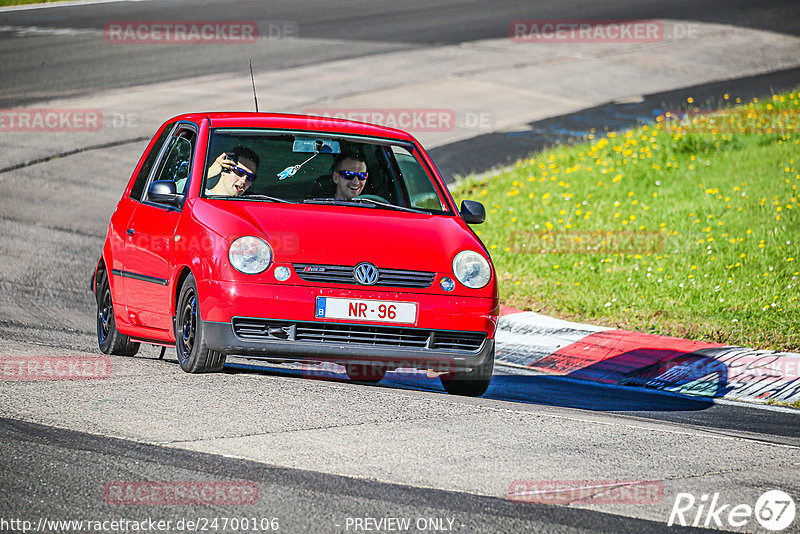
{"left": 172, "top": 266, "right": 194, "bottom": 318}
{"left": 93, "top": 257, "right": 107, "bottom": 296}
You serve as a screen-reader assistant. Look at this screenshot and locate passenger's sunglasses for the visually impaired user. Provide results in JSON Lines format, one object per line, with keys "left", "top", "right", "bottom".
{"left": 229, "top": 165, "right": 256, "bottom": 182}
{"left": 338, "top": 170, "right": 368, "bottom": 181}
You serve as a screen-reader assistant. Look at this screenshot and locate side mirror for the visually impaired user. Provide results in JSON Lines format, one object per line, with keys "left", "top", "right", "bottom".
{"left": 147, "top": 180, "right": 183, "bottom": 207}
{"left": 459, "top": 200, "right": 485, "bottom": 224}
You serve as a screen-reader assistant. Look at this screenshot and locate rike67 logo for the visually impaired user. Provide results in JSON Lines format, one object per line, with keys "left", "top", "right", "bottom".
{"left": 668, "top": 490, "right": 796, "bottom": 531}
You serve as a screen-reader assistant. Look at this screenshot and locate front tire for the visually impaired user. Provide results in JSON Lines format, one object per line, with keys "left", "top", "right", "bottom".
{"left": 96, "top": 270, "right": 139, "bottom": 356}
{"left": 439, "top": 348, "right": 494, "bottom": 397}
{"left": 175, "top": 274, "right": 226, "bottom": 373}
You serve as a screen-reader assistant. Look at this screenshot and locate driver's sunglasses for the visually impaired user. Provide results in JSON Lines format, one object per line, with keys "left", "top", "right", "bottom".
{"left": 338, "top": 170, "right": 368, "bottom": 181}
{"left": 230, "top": 165, "right": 256, "bottom": 182}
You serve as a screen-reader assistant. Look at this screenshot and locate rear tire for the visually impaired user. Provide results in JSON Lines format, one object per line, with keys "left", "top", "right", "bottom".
{"left": 96, "top": 270, "right": 140, "bottom": 356}
{"left": 440, "top": 348, "right": 494, "bottom": 397}
{"left": 175, "top": 274, "right": 226, "bottom": 373}
{"left": 345, "top": 363, "right": 387, "bottom": 383}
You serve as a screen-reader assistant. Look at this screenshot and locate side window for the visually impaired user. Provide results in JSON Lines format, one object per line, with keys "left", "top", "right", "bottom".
{"left": 129, "top": 123, "right": 175, "bottom": 201}
{"left": 391, "top": 146, "right": 446, "bottom": 211}
{"left": 150, "top": 128, "right": 197, "bottom": 201}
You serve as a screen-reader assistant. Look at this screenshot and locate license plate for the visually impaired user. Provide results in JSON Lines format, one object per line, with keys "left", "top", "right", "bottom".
{"left": 315, "top": 297, "right": 417, "bottom": 324}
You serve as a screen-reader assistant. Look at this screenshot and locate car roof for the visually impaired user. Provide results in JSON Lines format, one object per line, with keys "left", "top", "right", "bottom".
{"left": 167, "top": 112, "right": 417, "bottom": 142}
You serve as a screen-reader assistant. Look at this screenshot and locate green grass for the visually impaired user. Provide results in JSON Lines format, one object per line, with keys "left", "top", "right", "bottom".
{"left": 765, "top": 398, "right": 800, "bottom": 409}
{"left": 0, "top": 0, "right": 70, "bottom": 6}
{"left": 453, "top": 91, "right": 800, "bottom": 351}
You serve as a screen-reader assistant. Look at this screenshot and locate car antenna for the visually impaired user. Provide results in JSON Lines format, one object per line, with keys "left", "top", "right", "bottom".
{"left": 249, "top": 59, "right": 259, "bottom": 112}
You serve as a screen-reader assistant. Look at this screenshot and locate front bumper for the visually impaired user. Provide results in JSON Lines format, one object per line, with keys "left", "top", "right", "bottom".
{"left": 202, "top": 319, "right": 495, "bottom": 372}
{"left": 198, "top": 279, "right": 498, "bottom": 334}
{"left": 197, "top": 277, "right": 497, "bottom": 371}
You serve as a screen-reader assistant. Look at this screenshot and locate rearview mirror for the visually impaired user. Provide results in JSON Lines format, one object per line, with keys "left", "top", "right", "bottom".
{"left": 459, "top": 200, "right": 485, "bottom": 224}
{"left": 293, "top": 138, "right": 340, "bottom": 154}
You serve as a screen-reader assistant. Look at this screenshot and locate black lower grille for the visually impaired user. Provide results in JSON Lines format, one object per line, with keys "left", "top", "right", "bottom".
{"left": 431, "top": 332, "right": 487, "bottom": 351}
{"left": 232, "top": 318, "right": 486, "bottom": 352}
{"left": 296, "top": 323, "right": 429, "bottom": 347}
{"left": 293, "top": 263, "right": 435, "bottom": 288}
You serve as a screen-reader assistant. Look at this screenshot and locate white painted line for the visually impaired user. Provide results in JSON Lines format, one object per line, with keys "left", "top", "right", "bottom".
{"left": 0, "top": 0, "right": 148, "bottom": 13}
{"left": 0, "top": 24, "right": 99, "bottom": 37}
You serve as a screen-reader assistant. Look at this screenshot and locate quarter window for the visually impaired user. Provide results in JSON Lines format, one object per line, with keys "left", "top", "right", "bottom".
{"left": 391, "top": 146, "right": 445, "bottom": 211}
{"left": 149, "top": 128, "right": 197, "bottom": 202}
{"left": 129, "top": 123, "right": 174, "bottom": 201}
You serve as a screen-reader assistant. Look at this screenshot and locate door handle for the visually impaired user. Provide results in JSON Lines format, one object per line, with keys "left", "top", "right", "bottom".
{"left": 126, "top": 228, "right": 135, "bottom": 236}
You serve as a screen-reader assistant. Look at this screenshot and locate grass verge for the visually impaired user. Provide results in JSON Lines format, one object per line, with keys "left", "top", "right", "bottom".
{"left": 765, "top": 398, "right": 800, "bottom": 409}
{"left": 0, "top": 0, "right": 70, "bottom": 7}
{"left": 453, "top": 90, "right": 800, "bottom": 351}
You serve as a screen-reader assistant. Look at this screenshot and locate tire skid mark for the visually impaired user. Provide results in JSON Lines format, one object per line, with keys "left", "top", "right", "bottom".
{"left": 0, "top": 320, "right": 96, "bottom": 353}
{"left": 0, "top": 278, "right": 92, "bottom": 298}
{"left": 0, "top": 214, "right": 104, "bottom": 239}
{"left": 0, "top": 135, "right": 149, "bottom": 176}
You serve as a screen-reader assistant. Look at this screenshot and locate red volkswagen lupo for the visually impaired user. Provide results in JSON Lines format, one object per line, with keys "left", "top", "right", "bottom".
{"left": 93, "top": 113, "right": 498, "bottom": 396}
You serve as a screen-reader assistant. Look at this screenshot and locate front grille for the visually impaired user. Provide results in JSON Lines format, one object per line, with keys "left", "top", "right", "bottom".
{"left": 293, "top": 263, "right": 435, "bottom": 288}
{"left": 232, "top": 318, "right": 486, "bottom": 352}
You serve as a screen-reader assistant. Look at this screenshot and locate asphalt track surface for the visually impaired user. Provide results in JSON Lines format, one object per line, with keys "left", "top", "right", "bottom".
{"left": 1, "top": 1, "right": 800, "bottom": 533}
{"left": 1, "top": 418, "right": 716, "bottom": 534}
{"left": 1, "top": 0, "right": 800, "bottom": 109}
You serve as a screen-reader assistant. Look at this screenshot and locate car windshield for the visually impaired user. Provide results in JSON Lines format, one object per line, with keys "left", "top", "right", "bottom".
{"left": 203, "top": 128, "right": 451, "bottom": 213}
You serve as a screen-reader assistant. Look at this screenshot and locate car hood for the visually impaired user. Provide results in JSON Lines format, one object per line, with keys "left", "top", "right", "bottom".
{"left": 192, "top": 200, "right": 487, "bottom": 271}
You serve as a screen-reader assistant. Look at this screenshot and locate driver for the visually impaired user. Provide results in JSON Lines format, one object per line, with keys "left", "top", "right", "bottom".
{"left": 331, "top": 153, "right": 368, "bottom": 200}
{"left": 206, "top": 146, "right": 259, "bottom": 197}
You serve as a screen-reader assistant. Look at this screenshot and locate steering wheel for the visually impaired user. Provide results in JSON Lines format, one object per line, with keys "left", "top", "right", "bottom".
{"left": 355, "top": 194, "right": 390, "bottom": 204}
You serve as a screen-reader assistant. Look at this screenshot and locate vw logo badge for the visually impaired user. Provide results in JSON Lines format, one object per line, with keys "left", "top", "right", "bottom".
{"left": 353, "top": 262, "right": 379, "bottom": 285}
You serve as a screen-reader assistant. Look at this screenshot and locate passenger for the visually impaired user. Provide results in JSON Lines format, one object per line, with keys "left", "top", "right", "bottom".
{"left": 331, "top": 153, "right": 368, "bottom": 200}
{"left": 206, "top": 146, "right": 259, "bottom": 196}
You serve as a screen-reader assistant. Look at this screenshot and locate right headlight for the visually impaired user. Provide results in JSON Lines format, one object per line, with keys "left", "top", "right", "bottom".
{"left": 229, "top": 236, "right": 272, "bottom": 275}
{"left": 452, "top": 250, "right": 491, "bottom": 289}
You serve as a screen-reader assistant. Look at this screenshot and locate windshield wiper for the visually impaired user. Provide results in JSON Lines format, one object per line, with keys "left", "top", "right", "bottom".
{"left": 207, "top": 194, "right": 294, "bottom": 203}
{"left": 348, "top": 197, "right": 428, "bottom": 214}
{"left": 303, "top": 197, "right": 427, "bottom": 213}
{"left": 303, "top": 198, "right": 375, "bottom": 208}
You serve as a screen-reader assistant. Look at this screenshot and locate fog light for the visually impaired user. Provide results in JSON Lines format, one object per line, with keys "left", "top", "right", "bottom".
{"left": 274, "top": 266, "right": 290, "bottom": 281}
{"left": 440, "top": 276, "right": 455, "bottom": 292}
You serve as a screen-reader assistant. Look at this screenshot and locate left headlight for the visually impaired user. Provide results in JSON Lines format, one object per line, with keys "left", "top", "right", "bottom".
{"left": 452, "top": 250, "right": 491, "bottom": 289}
{"left": 229, "top": 236, "right": 272, "bottom": 274}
